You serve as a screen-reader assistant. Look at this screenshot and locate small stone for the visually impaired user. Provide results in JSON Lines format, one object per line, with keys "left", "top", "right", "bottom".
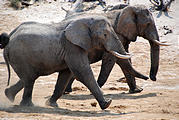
{"left": 90, "top": 102, "right": 97, "bottom": 107}
{"left": 66, "top": 102, "right": 70, "bottom": 105}
{"left": 80, "top": 103, "right": 84, "bottom": 106}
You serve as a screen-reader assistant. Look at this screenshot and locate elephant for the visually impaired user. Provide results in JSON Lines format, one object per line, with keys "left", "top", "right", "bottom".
{"left": 63, "top": 4, "right": 170, "bottom": 94}
{"left": 1, "top": 15, "right": 148, "bottom": 110}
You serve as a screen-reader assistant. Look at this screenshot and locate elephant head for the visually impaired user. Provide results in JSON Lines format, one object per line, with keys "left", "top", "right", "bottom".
{"left": 64, "top": 16, "right": 131, "bottom": 59}
{"left": 114, "top": 5, "right": 170, "bottom": 81}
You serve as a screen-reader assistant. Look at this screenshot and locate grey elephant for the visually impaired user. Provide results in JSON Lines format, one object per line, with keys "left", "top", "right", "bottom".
{"left": 1, "top": 15, "right": 148, "bottom": 110}
{"left": 63, "top": 4, "right": 170, "bottom": 93}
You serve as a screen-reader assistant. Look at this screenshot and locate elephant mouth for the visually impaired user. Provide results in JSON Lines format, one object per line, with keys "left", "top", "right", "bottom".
{"left": 109, "top": 51, "right": 132, "bottom": 59}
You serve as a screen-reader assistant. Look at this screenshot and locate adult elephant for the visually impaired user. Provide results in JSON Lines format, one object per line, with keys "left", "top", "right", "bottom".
{"left": 1, "top": 15, "right": 147, "bottom": 110}
{"left": 64, "top": 4, "right": 170, "bottom": 93}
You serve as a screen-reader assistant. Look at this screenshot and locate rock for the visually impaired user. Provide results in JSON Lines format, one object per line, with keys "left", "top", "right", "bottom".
{"left": 90, "top": 102, "right": 97, "bottom": 107}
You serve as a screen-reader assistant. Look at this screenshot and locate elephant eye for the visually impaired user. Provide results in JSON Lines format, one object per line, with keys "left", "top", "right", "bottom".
{"left": 104, "top": 33, "right": 107, "bottom": 38}
{"left": 145, "top": 10, "right": 150, "bottom": 16}
{"left": 146, "top": 12, "right": 149, "bottom": 16}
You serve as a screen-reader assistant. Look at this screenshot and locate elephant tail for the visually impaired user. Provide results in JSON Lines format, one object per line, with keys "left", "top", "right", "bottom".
{"left": 0, "top": 33, "right": 11, "bottom": 86}
{"left": 0, "top": 33, "right": 9, "bottom": 49}
{"left": 3, "top": 47, "right": 11, "bottom": 86}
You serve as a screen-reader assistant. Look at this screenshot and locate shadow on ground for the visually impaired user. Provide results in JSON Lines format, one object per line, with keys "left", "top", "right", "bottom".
{"left": 0, "top": 105, "right": 137, "bottom": 117}
{"left": 0, "top": 93, "right": 156, "bottom": 117}
{"left": 45, "top": 92, "right": 157, "bottom": 100}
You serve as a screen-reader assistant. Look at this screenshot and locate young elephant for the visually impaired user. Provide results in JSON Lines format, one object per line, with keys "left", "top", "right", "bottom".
{"left": 64, "top": 4, "right": 170, "bottom": 94}
{"left": 2, "top": 15, "right": 148, "bottom": 110}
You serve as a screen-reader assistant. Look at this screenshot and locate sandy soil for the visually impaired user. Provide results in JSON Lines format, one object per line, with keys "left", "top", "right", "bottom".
{"left": 0, "top": 0, "right": 179, "bottom": 119}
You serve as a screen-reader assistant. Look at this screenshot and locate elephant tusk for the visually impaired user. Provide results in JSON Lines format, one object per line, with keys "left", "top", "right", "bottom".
{"left": 125, "top": 52, "right": 131, "bottom": 55}
{"left": 110, "top": 51, "right": 132, "bottom": 59}
{"left": 125, "top": 52, "right": 133, "bottom": 56}
{"left": 153, "top": 40, "right": 171, "bottom": 46}
{"left": 61, "top": 7, "right": 69, "bottom": 13}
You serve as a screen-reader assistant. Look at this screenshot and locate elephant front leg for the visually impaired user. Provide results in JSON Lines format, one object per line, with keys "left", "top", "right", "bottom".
{"left": 124, "top": 72, "right": 143, "bottom": 93}
{"left": 46, "top": 69, "right": 73, "bottom": 107}
{"left": 97, "top": 53, "right": 116, "bottom": 88}
{"left": 64, "top": 77, "right": 75, "bottom": 94}
{"left": 121, "top": 43, "right": 143, "bottom": 93}
{"left": 65, "top": 48, "right": 112, "bottom": 110}
{"left": 116, "top": 60, "right": 143, "bottom": 94}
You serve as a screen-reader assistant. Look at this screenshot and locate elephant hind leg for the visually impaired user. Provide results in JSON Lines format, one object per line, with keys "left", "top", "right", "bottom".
{"left": 19, "top": 75, "right": 37, "bottom": 106}
{"left": 13, "top": 67, "right": 38, "bottom": 106}
{"left": 46, "top": 69, "right": 73, "bottom": 107}
{"left": 5, "top": 79, "right": 24, "bottom": 102}
{"left": 64, "top": 77, "right": 75, "bottom": 94}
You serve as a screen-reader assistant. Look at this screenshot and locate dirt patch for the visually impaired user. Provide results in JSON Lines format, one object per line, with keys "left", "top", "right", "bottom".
{"left": 109, "top": 87, "right": 129, "bottom": 91}
{"left": 72, "top": 86, "right": 86, "bottom": 91}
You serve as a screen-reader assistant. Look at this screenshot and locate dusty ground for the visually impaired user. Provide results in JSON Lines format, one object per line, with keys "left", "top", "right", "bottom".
{"left": 0, "top": 0, "right": 179, "bottom": 119}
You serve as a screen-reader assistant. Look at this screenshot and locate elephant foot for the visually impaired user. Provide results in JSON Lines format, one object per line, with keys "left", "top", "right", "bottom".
{"left": 64, "top": 87, "right": 72, "bottom": 94}
{"left": 99, "top": 99, "right": 112, "bottom": 110}
{"left": 45, "top": 98, "right": 58, "bottom": 108}
{"left": 150, "top": 74, "right": 156, "bottom": 81}
{"left": 5, "top": 88, "right": 16, "bottom": 102}
{"left": 20, "top": 100, "right": 34, "bottom": 106}
{"left": 129, "top": 86, "right": 143, "bottom": 94}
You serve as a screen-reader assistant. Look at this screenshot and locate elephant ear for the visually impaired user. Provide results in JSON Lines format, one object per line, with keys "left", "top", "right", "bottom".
{"left": 65, "top": 20, "right": 91, "bottom": 51}
{"left": 116, "top": 6, "right": 138, "bottom": 41}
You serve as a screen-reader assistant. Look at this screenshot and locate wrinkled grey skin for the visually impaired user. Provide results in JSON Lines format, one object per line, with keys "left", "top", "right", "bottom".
{"left": 65, "top": 5, "right": 160, "bottom": 93}
{"left": 3, "top": 15, "right": 148, "bottom": 109}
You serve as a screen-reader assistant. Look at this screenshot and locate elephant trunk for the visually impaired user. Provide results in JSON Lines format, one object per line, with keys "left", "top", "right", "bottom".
{"left": 144, "top": 23, "right": 168, "bottom": 81}
{"left": 117, "top": 59, "right": 149, "bottom": 80}
{"left": 147, "top": 28, "right": 160, "bottom": 81}
{"left": 149, "top": 40, "right": 160, "bottom": 81}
